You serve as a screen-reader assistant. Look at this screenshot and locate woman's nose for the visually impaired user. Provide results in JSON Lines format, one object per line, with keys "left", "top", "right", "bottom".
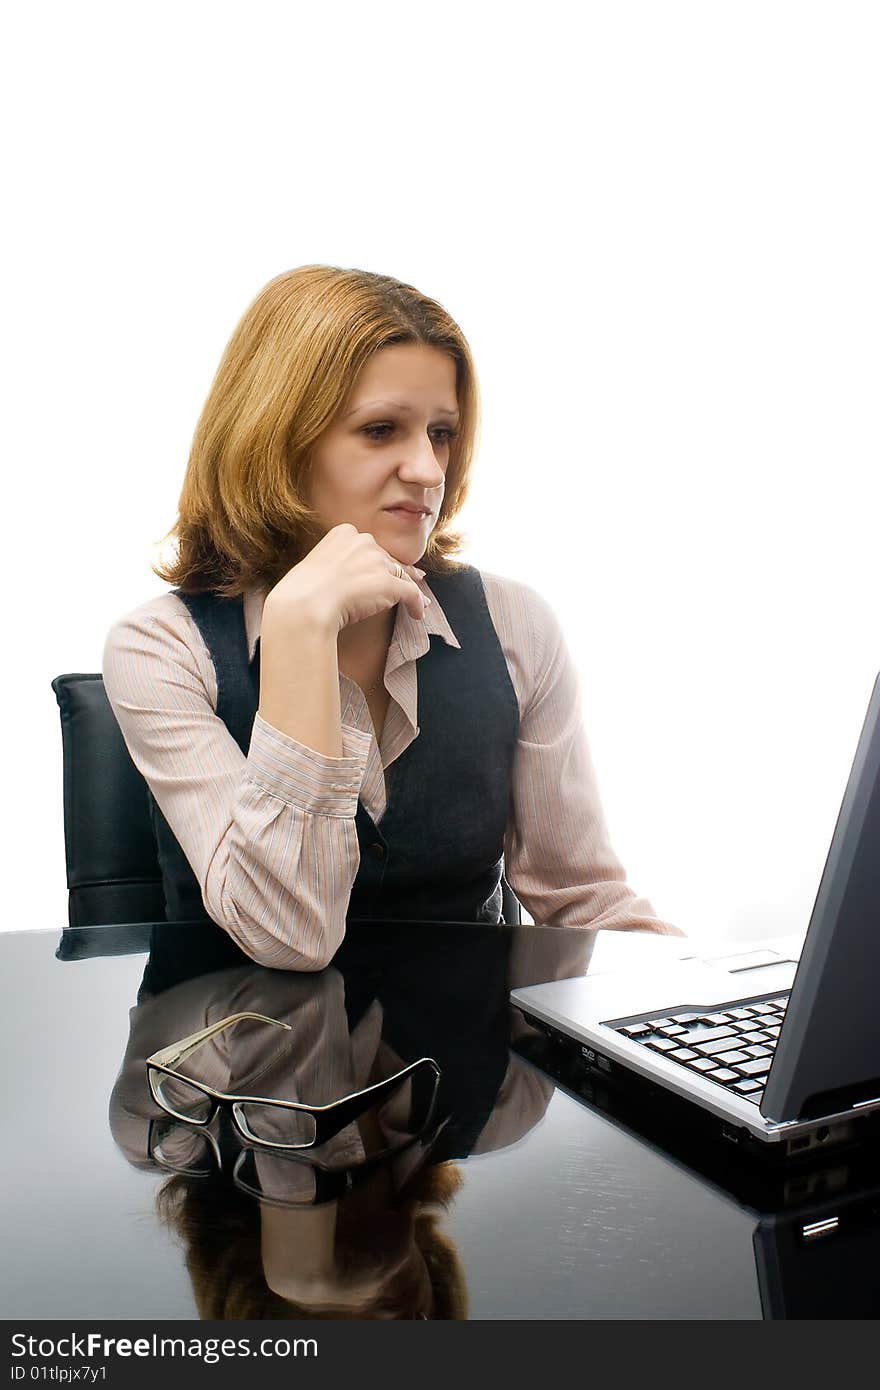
{"left": 398, "top": 433, "right": 447, "bottom": 482}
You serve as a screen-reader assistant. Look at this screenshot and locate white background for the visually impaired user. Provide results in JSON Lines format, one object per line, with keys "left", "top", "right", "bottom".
{"left": 5, "top": 1, "right": 878, "bottom": 942}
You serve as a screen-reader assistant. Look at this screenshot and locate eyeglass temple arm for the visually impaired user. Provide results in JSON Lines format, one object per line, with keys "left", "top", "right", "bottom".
{"left": 146, "top": 1012, "right": 291, "bottom": 1069}
{"left": 309, "top": 1057, "right": 440, "bottom": 1141}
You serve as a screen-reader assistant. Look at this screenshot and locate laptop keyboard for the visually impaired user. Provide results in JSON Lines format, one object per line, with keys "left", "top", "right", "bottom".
{"left": 606, "top": 994, "right": 790, "bottom": 1106}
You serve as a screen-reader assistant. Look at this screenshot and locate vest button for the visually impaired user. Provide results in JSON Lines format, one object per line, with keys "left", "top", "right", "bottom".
{"left": 369, "top": 842, "right": 386, "bottom": 860}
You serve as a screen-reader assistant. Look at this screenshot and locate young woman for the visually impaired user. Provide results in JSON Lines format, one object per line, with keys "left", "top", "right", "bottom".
{"left": 103, "top": 265, "right": 679, "bottom": 969}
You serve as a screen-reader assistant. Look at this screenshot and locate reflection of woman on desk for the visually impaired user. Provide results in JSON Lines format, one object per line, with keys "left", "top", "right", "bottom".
{"left": 113, "top": 967, "right": 462, "bottom": 1318}
{"left": 109, "top": 926, "right": 566, "bottom": 1319}
{"left": 103, "top": 265, "right": 678, "bottom": 968}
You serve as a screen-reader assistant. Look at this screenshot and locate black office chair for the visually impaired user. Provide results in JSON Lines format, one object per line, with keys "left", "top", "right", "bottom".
{"left": 52, "top": 673, "right": 523, "bottom": 940}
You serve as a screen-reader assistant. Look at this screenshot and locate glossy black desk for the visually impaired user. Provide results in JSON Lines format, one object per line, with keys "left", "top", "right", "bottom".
{"left": 2, "top": 921, "right": 878, "bottom": 1321}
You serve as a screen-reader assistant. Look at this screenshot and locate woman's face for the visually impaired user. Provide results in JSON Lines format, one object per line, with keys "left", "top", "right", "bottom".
{"left": 305, "top": 343, "right": 459, "bottom": 566}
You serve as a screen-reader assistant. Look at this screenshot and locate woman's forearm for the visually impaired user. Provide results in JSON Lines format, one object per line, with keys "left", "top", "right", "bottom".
{"left": 257, "top": 605, "right": 344, "bottom": 759}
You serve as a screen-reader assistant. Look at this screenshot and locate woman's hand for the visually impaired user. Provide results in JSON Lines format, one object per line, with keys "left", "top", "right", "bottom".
{"left": 263, "top": 523, "right": 428, "bottom": 635}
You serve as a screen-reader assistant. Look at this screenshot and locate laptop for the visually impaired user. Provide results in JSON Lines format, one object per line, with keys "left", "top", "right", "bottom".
{"left": 510, "top": 672, "right": 880, "bottom": 1160}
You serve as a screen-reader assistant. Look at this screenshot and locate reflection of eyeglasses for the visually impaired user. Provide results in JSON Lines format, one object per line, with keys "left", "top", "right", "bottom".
{"left": 145, "top": 1011, "right": 441, "bottom": 1152}
{"left": 147, "top": 1112, "right": 450, "bottom": 1208}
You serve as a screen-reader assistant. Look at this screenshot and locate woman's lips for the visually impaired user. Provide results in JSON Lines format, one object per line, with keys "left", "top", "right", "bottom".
{"left": 384, "top": 507, "right": 429, "bottom": 523}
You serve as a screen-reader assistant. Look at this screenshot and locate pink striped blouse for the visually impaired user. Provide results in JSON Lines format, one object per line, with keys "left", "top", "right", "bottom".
{"left": 102, "top": 562, "right": 679, "bottom": 969}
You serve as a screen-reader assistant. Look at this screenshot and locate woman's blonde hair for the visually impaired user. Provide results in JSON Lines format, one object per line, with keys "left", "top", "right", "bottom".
{"left": 154, "top": 265, "right": 479, "bottom": 596}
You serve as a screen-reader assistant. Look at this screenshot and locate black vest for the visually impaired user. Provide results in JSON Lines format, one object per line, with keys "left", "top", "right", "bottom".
{"left": 147, "top": 565, "right": 520, "bottom": 952}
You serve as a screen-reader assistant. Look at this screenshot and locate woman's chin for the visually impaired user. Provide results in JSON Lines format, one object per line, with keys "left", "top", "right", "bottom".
{"left": 387, "top": 545, "right": 425, "bottom": 569}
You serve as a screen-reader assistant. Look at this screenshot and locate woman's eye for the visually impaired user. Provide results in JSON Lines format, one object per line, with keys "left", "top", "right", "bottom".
{"left": 362, "top": 424, "right": 458, "bottom": 443}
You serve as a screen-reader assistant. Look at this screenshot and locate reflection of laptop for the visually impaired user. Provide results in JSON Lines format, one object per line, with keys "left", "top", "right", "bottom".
{"left": 511, "top": 673, "right": 880, "bottom": 1159}
{"left": 514, "top": 1039, "right": 880, "bottom": 1318}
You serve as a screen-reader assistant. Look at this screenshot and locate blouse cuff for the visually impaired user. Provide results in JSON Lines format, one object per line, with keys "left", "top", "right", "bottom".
{"left": 245, "top": 712, "right": 371, "bottom": 817}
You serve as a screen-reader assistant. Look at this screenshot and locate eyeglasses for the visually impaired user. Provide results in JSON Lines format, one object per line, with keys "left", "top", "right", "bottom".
{"left": 145, "top": 1011, "right": 441, "bottom": 1152}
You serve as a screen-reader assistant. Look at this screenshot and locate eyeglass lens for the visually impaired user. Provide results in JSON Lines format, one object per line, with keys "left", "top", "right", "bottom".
{"left": 150, "top": 1071, "right": 214, "bottom": 1123}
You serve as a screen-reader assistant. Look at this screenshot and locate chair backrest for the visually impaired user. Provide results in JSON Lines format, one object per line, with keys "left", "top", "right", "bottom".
{"left": 52, "top": 673, "right": 522, "bottom": 930}
{"left": 52, "top": 674, "right": 166, "bottom": 927}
